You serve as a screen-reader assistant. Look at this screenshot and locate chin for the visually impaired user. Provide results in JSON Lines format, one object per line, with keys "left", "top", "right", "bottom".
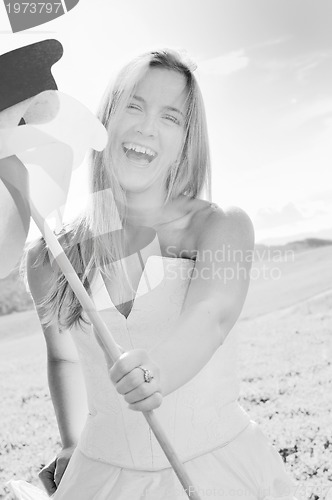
{"left": 119, "top": 178, "right": 151, "bottom": 193}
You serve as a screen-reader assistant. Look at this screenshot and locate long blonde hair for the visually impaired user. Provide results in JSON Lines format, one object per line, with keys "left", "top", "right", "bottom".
{"left": 24, "top": 48, "right": 212, "bottom": 330}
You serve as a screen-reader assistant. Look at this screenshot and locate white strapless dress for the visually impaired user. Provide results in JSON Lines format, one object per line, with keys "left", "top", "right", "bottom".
{"left": 8, "top": 256, "right": 298, "bottom": 500}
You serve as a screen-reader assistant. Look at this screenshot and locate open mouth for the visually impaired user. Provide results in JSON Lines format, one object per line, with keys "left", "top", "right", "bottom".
{"left": 122, "top": 142, "right": 158, "bottom": 166}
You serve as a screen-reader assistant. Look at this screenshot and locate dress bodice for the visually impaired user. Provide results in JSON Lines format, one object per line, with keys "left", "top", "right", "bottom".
{"left": 70, "top": 256, "right": 250, "bottom": 470}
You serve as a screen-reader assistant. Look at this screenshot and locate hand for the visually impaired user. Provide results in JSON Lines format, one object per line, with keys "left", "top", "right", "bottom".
{"left": 38, "top": 445, "right": 76, "bottom": 495}
{"left": 109, "top": 349, "right": 163, "bottom": 412}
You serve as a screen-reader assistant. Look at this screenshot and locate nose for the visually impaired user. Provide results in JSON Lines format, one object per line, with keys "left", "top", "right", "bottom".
{"left": 135, "top": 113, "right": 157, "bottom": 137}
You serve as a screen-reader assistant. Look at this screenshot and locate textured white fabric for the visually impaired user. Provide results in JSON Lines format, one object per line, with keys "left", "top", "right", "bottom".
{"left": 72, "top": 256, "right": 250, "bottom": 470}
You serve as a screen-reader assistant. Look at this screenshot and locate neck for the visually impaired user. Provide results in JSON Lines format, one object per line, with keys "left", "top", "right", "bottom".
{"left": 124, "top": 187, "right": 170, "bottom": 227}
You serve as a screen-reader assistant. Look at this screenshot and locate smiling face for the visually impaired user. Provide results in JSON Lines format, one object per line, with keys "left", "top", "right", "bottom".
{"left": 110, "top": 68, "right": 188, "bottom": 199}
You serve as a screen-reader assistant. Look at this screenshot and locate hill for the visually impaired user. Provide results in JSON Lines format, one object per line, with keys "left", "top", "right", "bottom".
{"left": 255, "top": 237, "right": 332, "bottom": 255}
{"left": 0, "top": 267, "right": 33, "bottom": 316}
{"left": 241, "top": 244, "right": 332, "bottom": 320}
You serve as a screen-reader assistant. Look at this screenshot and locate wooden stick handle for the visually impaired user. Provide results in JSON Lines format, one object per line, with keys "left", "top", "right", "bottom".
{"left": 30, "top": 205, "right": 202, "bottom": 500}
{"left": 144, "top": 410, "right": 201, "bottom": 500}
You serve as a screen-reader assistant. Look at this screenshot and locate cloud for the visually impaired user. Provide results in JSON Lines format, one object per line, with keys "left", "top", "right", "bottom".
{"left": 198, "top": 50, "right": 249, "bottom": 76}
{"left": 280, "top": 98, "right": 332, "bottom": 130}
{"left": 305, "top": 189, "right": 332, "bottom": 205}
{"left": 254, "top": 200, "right": 332, "bottom": 244}
{"left": 255, "top": 200, "right": 332, "bottom": 231}
{"left": 198, "top": 37, "right": 286, "bottom": 77}
{"left": 256, "top": 50, "right": 332, "bottom": 85}
{"left": 255, "top": 203, "right": 306, "bottom": 229}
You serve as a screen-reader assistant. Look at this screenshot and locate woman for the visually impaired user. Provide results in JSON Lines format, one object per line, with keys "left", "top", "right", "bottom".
{"left": 10, "top": 49, "right": 297, "bottom": 500}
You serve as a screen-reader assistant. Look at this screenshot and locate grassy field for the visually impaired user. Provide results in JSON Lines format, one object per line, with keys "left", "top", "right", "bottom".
{"left": 0, "top": 244, "right": 331, "bottom": 499}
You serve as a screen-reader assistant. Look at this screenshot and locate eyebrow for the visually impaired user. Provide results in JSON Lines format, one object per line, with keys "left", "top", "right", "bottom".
{"left": 132, "top": 94, "right": 184, "bottom": 117}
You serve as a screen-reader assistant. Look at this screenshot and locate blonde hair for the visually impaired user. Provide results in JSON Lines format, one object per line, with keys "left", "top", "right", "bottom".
{"left": 24, "top": 48, "right": 212, "bottom": 330}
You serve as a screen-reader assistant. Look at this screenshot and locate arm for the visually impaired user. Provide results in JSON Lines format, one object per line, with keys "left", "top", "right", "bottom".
{"left": 150, "top": 206, "right": 255, "bottom": 395}
{"left": 27, "top": 243, "right": 88, "bottom": 491}
{"left": 110, "top": 205, "right": 254, "bottom": 408}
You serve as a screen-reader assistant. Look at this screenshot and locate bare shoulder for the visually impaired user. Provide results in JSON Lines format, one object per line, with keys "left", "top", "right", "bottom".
{"left": 177, "top": 197, "right": 214, "bottom": 225}
{"left": 190, "top": 203, "right": 255, "bottom": 252}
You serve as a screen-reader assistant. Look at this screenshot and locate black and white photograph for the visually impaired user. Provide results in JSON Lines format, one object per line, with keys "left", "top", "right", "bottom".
{"left": 0, "top": 1, "right": 331, "bottom": 499}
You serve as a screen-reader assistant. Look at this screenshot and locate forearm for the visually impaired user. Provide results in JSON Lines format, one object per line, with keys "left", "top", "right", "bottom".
{"left": 47, "top": 358, "right": 88, "bottom": 449}
{"left": 149, "top": 301, "right": 227, "bottom": 397}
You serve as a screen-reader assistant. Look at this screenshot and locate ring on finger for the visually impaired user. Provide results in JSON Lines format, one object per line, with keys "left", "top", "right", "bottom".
{"left": 137, "top": 365, "right": 154, "bottom": 383}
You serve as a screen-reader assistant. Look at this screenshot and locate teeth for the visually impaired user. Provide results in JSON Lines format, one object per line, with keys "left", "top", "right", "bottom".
{"left": 123, "top": 142, "right": 157, "bottom": 157}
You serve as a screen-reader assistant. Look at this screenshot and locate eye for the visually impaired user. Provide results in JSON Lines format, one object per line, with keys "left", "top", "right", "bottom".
{"left": 163, "top": 114, "right": 181, "bottom": 125}
{"left": 127, "top": 103, "right": 142, "bottom": 112}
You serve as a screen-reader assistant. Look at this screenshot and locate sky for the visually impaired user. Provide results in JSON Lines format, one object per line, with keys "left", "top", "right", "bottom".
{"left": 1, "top": 0, "right": 331, "bottom": 244}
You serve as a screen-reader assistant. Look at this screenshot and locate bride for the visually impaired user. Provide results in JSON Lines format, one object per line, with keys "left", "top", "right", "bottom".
{"left": 9, "top": 48, "right": 297, "bottom": 499}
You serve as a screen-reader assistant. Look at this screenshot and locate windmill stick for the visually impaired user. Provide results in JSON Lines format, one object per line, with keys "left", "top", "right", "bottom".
{"left": 30, "top": 203, "right": 202, "bottom": 500}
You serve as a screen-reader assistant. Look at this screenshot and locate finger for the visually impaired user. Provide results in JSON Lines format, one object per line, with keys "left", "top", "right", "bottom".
{"left": 38, "top": 462, "right": 57, "bottom": 495}
{"left": 39, "top": 473, "right": 56, "bottom": 496}
{"left": 109, "top": 349, "right": 148, "bottom": 384}
{"left": 124, "top": 380, "right": 158, "bottom": 404}
{"left": 115, "top": 366, "right": 144, "bottom": 394}
{"left": 54, "top": 457, "right": 70, "bottom": 488}
{"left": 128, "top": 392, "right": 163, "bottom": 412}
